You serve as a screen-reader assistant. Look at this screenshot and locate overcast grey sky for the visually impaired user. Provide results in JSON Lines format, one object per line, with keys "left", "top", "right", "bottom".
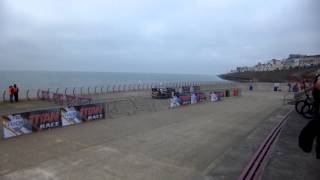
{"left": 0, "top": 0, "right": 319, "bottom": 75}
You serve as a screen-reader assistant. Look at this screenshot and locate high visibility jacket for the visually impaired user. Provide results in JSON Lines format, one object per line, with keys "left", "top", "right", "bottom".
{"left": 8, "top": 87, "right": 14, "bottom": 95}
{"left": 13, "top": 87, "right": 19, "bottom": 93}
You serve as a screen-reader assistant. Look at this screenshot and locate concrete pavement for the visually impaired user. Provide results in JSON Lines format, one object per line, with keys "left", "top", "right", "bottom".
{"left": 0, "top": 91, "right": 288, "bottom": 180}
{"left": 261, "top": 112, "right": 320, "bottom": 180}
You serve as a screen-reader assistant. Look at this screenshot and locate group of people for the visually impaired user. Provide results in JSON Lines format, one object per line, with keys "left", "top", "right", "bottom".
{"left": 287, "top": 82, "right": 300, "bottom": 92}
{"left": 7, "top": 84, "right": 19, "bottom": 103}
{"left": 299, "top": 74, "right": 320, "bottom": 159}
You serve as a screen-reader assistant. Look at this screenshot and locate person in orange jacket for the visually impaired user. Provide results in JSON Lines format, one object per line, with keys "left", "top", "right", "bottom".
{"left": 8, "top": 85, "right": 14, "bottom": 103}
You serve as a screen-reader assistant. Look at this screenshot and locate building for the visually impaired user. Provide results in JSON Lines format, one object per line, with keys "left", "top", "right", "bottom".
{"left": 299, "top": 55, "right": 320, "bottom": 67}
{"left": 236, "top": 66, "right": 249, "bottom": 72}
{"left": 254, "top": 63, "right": 266, "bottom": 71}
{"left": 230, "top": 54, "right": 320, "bottom": 73}
{"left": 267, "top": 59, "right": 283, "bottom": 71}
{"left": 282, "top": 54, "right": 305, "bottom": 69}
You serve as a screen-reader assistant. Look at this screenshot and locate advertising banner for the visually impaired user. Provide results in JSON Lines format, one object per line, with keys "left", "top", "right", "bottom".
{"left": 61, "top": 103, "right": 105, "bottom": 126}
{"left": 2, "top": 103, "right": 106, "bottom": 139}
{"left": 196, "top": 93, "right": 206, "bottom": 102}
{"left": 2, "top": 108, "right": 61, "bottom": 139}
{"left": 179, "top": 95, "right": 191, "bottom": 105}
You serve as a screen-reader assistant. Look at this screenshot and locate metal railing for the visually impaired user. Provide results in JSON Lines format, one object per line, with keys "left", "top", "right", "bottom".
{"left": 0, "top": 81, "right": 219, "bottom": 103}
{"left": 1, "top": 82, "right": 295, "bottom": 103}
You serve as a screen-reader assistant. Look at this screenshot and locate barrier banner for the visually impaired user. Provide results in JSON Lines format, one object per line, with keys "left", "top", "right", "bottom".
{"left": 61, "top": 103, "right": 105, "bottom": 126}
{"left": 2, "top": 108, "right": 61, "bottom": 139}
{"left": 196, "top": 93, "right": 206, "bottom": 102}
{"left": 179, "top": 95, "right": 191, "bottom": 105}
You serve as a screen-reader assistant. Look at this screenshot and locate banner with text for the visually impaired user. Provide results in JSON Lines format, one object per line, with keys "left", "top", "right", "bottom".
{"left": 2, "top": 108, "right": 61, "bottom": 139}
{"left": 61, "top": 103, "right": 105, "bottom": 126}
{"left": 2, "top": 103, "right": 106, "bottom": 139}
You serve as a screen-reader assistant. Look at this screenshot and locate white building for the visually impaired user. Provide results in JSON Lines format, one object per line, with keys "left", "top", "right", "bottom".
{"left": 299, "top": 55, "right": 320, "bottom": 67}
{"left": 236, "top": 66, "right": 250, "bottom": 72}
{"left": 230, "top": 54, "right": 320, "bottom": 73}
{"left": 282, "top": 55, "right": 305, "bottom": 69}
{"left": 254, "top": 63, "right": 266, "bottom": 71}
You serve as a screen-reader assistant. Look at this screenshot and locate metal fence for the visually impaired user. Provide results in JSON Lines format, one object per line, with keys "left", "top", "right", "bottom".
{"left": 1, "top": 81, "right": 289, "bottom": 104}
{"left": 0, "top": 81, "right": 220, "bottom": 103}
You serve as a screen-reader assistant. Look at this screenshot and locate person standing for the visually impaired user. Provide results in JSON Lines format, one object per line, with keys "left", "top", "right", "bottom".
{"left": 312, "top": 75, "right": 320, "bottom": 117}
{"left": 8, "top": 85, "right": 14, "bottom": 103}
{"left": 288, "top": 83, "right": 292, "bottom": 92}
{"left": 13, "top": 84, "right": 19, "bottom": 102}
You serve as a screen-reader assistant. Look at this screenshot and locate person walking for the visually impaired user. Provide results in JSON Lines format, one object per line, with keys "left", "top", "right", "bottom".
{"left": 8, "top": 85, "right": 14, "bottom": 103}
{"left": 13, "top": 84, "right": 19, "bottom": 102}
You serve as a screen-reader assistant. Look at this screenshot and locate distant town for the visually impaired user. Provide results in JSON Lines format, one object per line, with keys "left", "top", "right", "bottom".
{"left": 231, "top": 54, "right": 320, "bottom": 73}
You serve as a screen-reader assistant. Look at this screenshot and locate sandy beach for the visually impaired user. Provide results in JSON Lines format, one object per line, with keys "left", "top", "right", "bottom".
{"left": 0, "top": 86, "right": 292, "bottom": 180}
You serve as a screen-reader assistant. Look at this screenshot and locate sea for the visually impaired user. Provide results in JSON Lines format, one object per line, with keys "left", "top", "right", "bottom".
{"left": 0, "top": 71, "right": 221, "bottom": 91}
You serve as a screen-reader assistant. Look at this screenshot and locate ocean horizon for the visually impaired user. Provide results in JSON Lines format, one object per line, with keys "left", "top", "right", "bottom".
{"left": 0, "top": 70, "right": 222, "bottom": 91}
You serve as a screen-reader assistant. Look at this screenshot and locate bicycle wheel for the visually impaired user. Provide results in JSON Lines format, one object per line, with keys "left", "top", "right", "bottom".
{"left": 302, "top": 103, "right": 314, "bottom": 119}
{"left": 295, "top": 100, "right": 305, "bottom": 114}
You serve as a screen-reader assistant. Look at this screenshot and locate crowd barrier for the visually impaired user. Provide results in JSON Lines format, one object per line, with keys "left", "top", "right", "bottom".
{"left": 170, "top": 88, "right": 242, "bottom": 108}
{"left": 38, "top": 90, "right": 92, "bottom": 106}
{"left": 0, "top": 82, "right": 295, "bottom": 140}
{"left": 2, "top": 102, "right": 106, "bottom": 139}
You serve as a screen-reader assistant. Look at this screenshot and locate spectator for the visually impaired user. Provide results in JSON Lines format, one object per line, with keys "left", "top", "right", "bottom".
{"left": 13, "top": 84, "right": 19, "bottom": 102}
{"left": 292, "top": 83, "right": 299, "bottom": 93}
{"left": 299, "top": 119, "right": 320, "bottom": 159}
{"left": 287, "top": 83, "right": 292, "bottom": 92}
{"left": 312, "top": 75, "right": 320, "bottom": 117}
{"left": 300, "top": 79, "right": 306, "bottom": 90}
{"left": 273, "top": 83, "right": 280, "bottom": 91}
{"left": 8, "top": 85, "right": 14, "bottom": 103}
{"left": 249, "top": 84, "right": 253, "bottom": 91}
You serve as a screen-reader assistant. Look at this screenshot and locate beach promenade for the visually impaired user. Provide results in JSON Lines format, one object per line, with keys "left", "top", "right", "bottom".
{"left": 0, "top": 89, "right": 316, "bottom": 180}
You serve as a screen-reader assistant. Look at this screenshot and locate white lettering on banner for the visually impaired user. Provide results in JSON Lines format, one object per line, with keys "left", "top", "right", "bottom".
{"left": 39, "top": 121, "right": 60, "bottom": 129}
{"left": 87, "top": 114, "right": 103, "bottom": 121}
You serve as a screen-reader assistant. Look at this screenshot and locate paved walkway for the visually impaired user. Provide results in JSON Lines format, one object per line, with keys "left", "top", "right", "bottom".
{"left": 0, "top": 91, "right": 287, "bottom": 180}
{"left": 261, "top": 112, "right": 320, "bottom": 180}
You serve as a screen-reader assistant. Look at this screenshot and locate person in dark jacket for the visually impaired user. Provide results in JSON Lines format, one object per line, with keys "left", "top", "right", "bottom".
{"left": 299, "top": 74, "right": 320, "bottom": 159}
{"left": 299, "top": 119, "right": 320, "bottom": 159}
{"left": 312, "top": 75, "right": 320, "bottom": 117}
{"left": 13, "top": 84, "right": 19, "bottom": 102}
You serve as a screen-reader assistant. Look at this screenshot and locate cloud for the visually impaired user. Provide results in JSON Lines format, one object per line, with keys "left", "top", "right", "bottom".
{"left": 0, "top": 0, "right": 319, "bottom": 74}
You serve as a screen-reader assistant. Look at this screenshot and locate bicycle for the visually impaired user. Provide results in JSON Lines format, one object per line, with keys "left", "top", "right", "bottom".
{"left": 301, "top": 102, "right": 315, "bottom": 119}
{"left": 295, "top": 87, "right": 313, "bottom": 114}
